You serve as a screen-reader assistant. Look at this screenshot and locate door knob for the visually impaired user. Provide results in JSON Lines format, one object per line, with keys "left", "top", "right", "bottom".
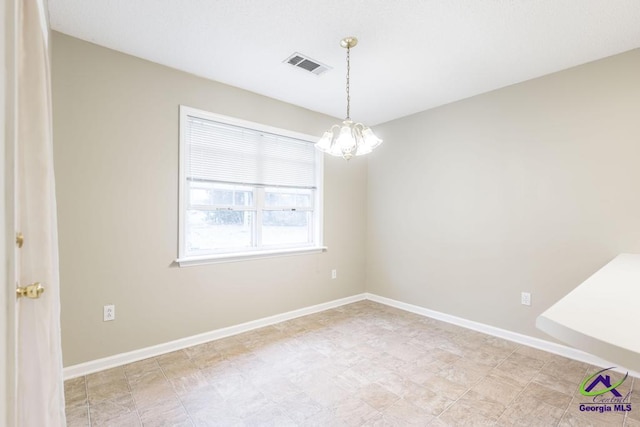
{"left": 16, "top": 282, "right": 45, "bottom": 299}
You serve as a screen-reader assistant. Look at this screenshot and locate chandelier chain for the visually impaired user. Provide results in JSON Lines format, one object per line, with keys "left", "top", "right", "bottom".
{"left": 346, "top": 45, "right": 350, "bottom": 119}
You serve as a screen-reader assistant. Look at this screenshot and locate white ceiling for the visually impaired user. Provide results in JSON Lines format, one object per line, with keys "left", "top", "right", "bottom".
{"left": 48, "top": 0, "right": 640, "bottom": 126}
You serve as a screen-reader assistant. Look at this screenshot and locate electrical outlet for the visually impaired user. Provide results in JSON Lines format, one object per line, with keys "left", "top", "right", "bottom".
{"left": 104, "top": 304, "right": 115, "bottom": 321}
{"left": 521, "top": 292, "right": 531, "bottom": 306}
{"left": 331, "top": 269, "right": 337, "bottom": 279}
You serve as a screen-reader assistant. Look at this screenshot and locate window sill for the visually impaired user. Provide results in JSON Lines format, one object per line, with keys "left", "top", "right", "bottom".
{"left": 175, "top": 246, "right": 328, "bottom": 267}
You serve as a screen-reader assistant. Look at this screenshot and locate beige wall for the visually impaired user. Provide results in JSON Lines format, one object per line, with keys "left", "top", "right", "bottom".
{"left": 53, "top": 30, "right": 640, "bottom": 366}
{"left": 367, "top": 49, "right": 640, "bottom": 340}
{"left": 52, "top": 33, "right": 367, "bottom": 366}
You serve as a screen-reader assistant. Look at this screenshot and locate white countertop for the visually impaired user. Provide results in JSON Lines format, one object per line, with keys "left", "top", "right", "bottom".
{"left": 537, "top": 253, "right": 640, "bottom": 372}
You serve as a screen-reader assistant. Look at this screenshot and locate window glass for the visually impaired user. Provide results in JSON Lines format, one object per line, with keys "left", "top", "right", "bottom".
{"left": 262, "top": 211, "right": 312, "bottom": 246}
{"left": 179, "top": 106, "right": 323, "bottom": 261}
{"left": 186, "top": 210, "right": 255, "bottom": 253}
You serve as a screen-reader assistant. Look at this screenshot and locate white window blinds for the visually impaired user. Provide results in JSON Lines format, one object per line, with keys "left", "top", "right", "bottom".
{"left": 184, "top": 115, "right": 317, "bottom": 188}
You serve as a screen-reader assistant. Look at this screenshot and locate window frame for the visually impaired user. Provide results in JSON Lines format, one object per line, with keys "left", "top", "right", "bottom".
{"left": 177, "top": 106, "right": 325, "bottom": 266}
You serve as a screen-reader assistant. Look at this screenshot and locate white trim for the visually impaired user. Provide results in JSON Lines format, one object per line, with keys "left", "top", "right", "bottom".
{"left": 64, "top": 292, "right": 640, "bottom": 381}
{"left": 314, "top": 147, "right": 324, "bottom": 248}
{"left": 177, "top": 106, "right": 188, "bottom": 261}
{"left": 177, "top": 105, "right": 324, "bottom": 263}
{"left": 175, "top": 246, "right": 327, "bottom": 266}
{"left": 179, "top": 105, "right": 321, "bottom": 144}
{"left": 63, "top": 293, "right": 366, "bottom": 379}
{"left": 1, "top": 0, "right": 18, "bottom": 424}
{"left": 365, "top": 293, "right": 640, "bottom": 378}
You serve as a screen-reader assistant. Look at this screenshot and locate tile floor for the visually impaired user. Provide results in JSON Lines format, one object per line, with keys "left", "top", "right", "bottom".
{"left": 65, "top": 301, "right": 639, "bottom": 426}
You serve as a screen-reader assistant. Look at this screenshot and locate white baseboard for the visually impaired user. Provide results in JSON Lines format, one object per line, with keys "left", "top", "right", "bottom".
{"left": 63, "top": 293, "right": 367, "bottom": 379}
{"left": 64, "top": 291, "right": 640, "bottom": 380}
{"left": 365, "top": 293, "right": 640, "bottom": 378}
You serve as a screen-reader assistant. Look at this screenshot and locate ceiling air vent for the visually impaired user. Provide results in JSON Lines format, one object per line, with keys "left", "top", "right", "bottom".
{"left": 284, "top": 52, "right": 331, "bottom": 76}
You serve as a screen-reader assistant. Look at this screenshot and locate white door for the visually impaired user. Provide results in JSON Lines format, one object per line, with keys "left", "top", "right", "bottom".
{"left": 2, "top": 0, "right": 18, "bottom": 424}
{"left": 3, "top": 0, "right": 67, "bottom": 425}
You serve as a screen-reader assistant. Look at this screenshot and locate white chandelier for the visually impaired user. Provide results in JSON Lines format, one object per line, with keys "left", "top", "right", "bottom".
{"left": 316, "top": 37, "right": 382, "bottom": 160}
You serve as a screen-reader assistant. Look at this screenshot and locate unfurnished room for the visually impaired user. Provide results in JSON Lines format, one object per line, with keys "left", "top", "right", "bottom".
{"left": 2, "top": 0, "right": 640, "bottom": 426}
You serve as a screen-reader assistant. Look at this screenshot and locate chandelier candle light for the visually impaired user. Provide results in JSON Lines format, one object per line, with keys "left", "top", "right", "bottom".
{"left": 316, "top": 36, "right": 383, "bottom": 160}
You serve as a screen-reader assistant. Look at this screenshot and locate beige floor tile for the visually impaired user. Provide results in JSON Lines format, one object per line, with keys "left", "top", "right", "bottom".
{"left": 364, "top": 401, "right": 434, "bottom": 427}
{"left": 88, "top": 398, "right": 140, "bottom": 426}
{"left": 209, "top": 370, "right": 253, "bottom": 400}
{"left": 532, "top": 370, "right": 581, "bottom": 396}
{"left": 430, "top": 348, "right": 463, "bottom": 366}
{"left": 333, "top": 367, "right": 376, "bottom": 393}
{"left": 136, "top": 392, "right": 183, "bottom": 418}
{"left": 65, "top": 377, "right": 88, "bottom": 408}
{"left": 626, "top": 417, "right": 640, "bottom": 426}
{"left": 483, "top": 336, "right": 520, "bottom": 352}
{"left": 216, "top": 342, "right": 252, "bottom": 359}
{"left": 437, "top": 339, "right": 469, "bottom": 357}
{"left": 495, "top": 393, "right": 565, "bottom": 426}
{"left": 303, "top": 379, "right": 352, "bottom": 407}
{"left": 156, "top": 349, "right": 191, "bottom": 366}
{"left": 356, "top": 382, "right": 401, "bottom": 411}
{"left": 199, "top": 359, "right": 240, "bottom": 381}
{"left": 332, "top": 396, "right": 381, "bottom": 425}
{"left": 189, "top": 350, "right": 225, "bottom": 369}
{"left": 435, "top": 359, "right": 490, "bottom": 388}
{"left": 490, "top": 359, "right": 541, "bottom": 387}
{"left": 225, "top": 388, "right": 271, "bottom": 418}
{"left": 188, "top": 408, "right": 243, "bottom": 427}
{"left": 123, "top": 357, "right": 160, "bottom": 376}
{"left": 513, "top": 344, "right": 558, "bottom": 363}
{"left": 428, "top": 418, "right": 455, "bottom": 427}
{"left": 86, "top": 366, "right": 127, "bottom": 388}
{"left": 400, "top": 381, "right": 454, "bottom": 416}
{"left": 540, "top": 356, "right": 589, "bottom": 383}
{"left": 138, "top": 397, "right": 192, "bottom": 426}
{"left": 257, "top": 377, "right": 302, "bottom": 403}
{"left": 378, "top": 398, "right": 435, "bottom": 426}
{"left": 372, "top": 351, "right": 411, "bottom": 373}
{"left": 170, "top": 371, "right": 209, "bottom": 397}
{"left": 628, "top": 397, "right": 640, "bottom": 422}
{"left": 559, "top": 409, "right": 625, "bottom": 426}
{"left": 505, "top": 351, "right": 547, "bottom": 370}
{"left": 355, "top": 360, "right": 396, "bottom": 383}
{"left": 385, "top": 342, "right": 427, "bottom": 363}
{"left": 376, "top": 371, "right": 421, "bottom": 397}
{"left": 421, "top": 373, "right": 469, "bottom": 401}
{"left": 454, "top": 389, "right": 507, "bottom": 419}
{"left": 66, "top": 301, "right": 623, "bottom": 427}
{"left": 517, "top": 381, "right": 572, "bottom": 410}
{"left": 277, "top": 391, "right": 324, "bottom": 424}
{"left": 87, "top": 377, "right": 131, "bottom": 405}
{"left": 126, "top": 365, "right": 167, "bottom": 390}
{"left": 131, "top": 381, "right": 177, "bottom": 410}
{"left": 158, "top": 359, "right": 200, "bottom": 380}
{"left": 178, "top": 385, "right": 227, "bottom": 416}
{"left": 463, "top": 347, "right": 511, "bottom": 368}
{"left": 438, "top": 406, "right": 497, "bottom": 426}
{"left": 242, "top": 404, "right": 297, "bottom": 427}
{"left": 304, "top": 408, "right": 349, "bottom": 427}
{"left": 64, "top": 405, "right": 90, "bottom": 427}
{"left": 470, "top": 374, "right": 525, "bottom": 406}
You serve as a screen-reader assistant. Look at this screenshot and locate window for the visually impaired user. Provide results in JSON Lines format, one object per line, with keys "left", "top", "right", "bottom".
{"left": 177, "top": 106, "right": 324, "bottom": 265}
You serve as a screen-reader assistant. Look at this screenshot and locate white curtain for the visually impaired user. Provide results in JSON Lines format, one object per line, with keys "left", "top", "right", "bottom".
{"left": 16, "top": 0, "right": 66, "bottom": 425}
